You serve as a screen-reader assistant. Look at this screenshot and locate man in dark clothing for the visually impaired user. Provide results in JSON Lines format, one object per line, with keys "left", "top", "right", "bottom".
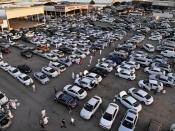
{"left": 61, "top": 119, "right": 66, "bottom": 128}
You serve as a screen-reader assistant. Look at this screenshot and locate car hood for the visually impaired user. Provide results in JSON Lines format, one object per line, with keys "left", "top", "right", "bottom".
{"left": 118, "top": 125, "right": 133, "bottom": 131}
{"left": 100, "top": 117, "right": 112, "bottom": 127}
{"left": 80, "top": 108, "right": 92, "bottom": 119}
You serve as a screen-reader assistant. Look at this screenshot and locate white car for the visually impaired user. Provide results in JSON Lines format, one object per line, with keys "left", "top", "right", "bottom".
{"left": 115, "top": 70, "right": 136, "bottom": 80}
{"left": 118, "top": 109, "right": 138, "bottom": 131}
{"left": 42, "top": 66, "right": 59, "bottom": 77}
{"left": 45, "top": 53, "right": 58, "bottom": 61}
{"left": 96, "top": 63, "right": 113, "bottom": 72}
{"left": 74, "top": 77, "right": 96, "bottom": 90}
{"left": 144, "top": 67, "right": 165, "bottom": 75}
{"left": 149, "top": 35, "right": 162, "bottom": 41}
{"left": 63, "top": 84, "right": 87, "bottom": 100}
{"left": 80, "top": 95, "right": 102, "bottom": 120}
{"left": 161, "top": 50, "right": 175, "bottom": 58}
{"left": 168, "top": 73, "right": 175, "bottom": 80}
{"left": 128, "top": 87, "right": 154, "bottom": 105}
{"left": 17, "top": 73, "right": 34, "bottom": 86}
{"left": 143, "top": 44, "right": 155, "bottom": 52}
{"left": 83, "top": 70, "right": 102, "bottom": 84}
{"left": 115, "top": 91, "right": 142, "bottom": 112}
{"left": 138, "top": 79, "right": 163, "bottom": 92}
{"left": 50, "top": 49, "right": 64, "bottom": 57}
{"left": 99, "top": 103, "right": 119, "bottom": 129}
{"left": 0, "top": 62, "right": 10, "bottom": 71}
{"left": 116, "top": 64, "right": 135, "bottom": 73}
{"left": 49, "top": 61, "right": 66, "bottom": 73}
{"left": 0, "top": 91, "right": 9, "bottom": 106}
{"left": 122, "top": 61, "right": 140, "bottom": 70}
{"left": 8, "top": 66, "right": 21, "bottom": 78}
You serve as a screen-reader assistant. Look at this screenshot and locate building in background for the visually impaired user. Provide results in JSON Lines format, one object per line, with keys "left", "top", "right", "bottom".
{"left": 0, "top": 2, "right": 45, "bottom": 30}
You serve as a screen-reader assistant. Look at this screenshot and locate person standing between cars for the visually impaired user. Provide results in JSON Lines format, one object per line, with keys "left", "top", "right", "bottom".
{"left": 32, "top": 84, "right": 36, "bottom": 92}
{"left": 70, "top": 117, "right": 75, "bottom": 126}
{"left": 89, "top": 55, "right": 93, "bottom": 65}
{"left": 43, "top": 116, "right": 49, "bottom": 125}
{"left": 97, "top": 59, "right": 100, "bottom": 64}
{"left": 41, "top": 109, "right": 46, "bottom": 118}
{"left": 0, "top": 52, "right": 3, "bottom": 59}
{"left": 72, "top": 72, "right": 75, "bottom": 80}
{"left": 99, "top": 49, "right": 102, "bottom": 55}
{"left": 61, "top": 119, "right": 66, "bottom": 128}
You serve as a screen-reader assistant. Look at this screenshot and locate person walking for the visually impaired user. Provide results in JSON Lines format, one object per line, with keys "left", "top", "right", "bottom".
{"left": 76, "top": 73, "right": 79, "bottom": 79}
{"left": 61, "top": 119, "right": 66, "bottom": 128}
{"left": 89, "top": 55, "right": 93, "bottom": 66}
{"left": 43, "top": 116, "right": 49, "bottom": 125}
{"left": 72, "top": 72, "right": 75, "bottom": 80}
{"left": 0, "top": 52, "right": 3, "bottom": 59}
{"left": 41, "top": 109, "right": 46, "bottom": 118}
{"left": 7, "top": 110, "right": 13, "bottom": 119}
{"left": 40, "top": 119, "right": 45, "bottom": 129}
{"left": 32, "top": 84, "right": 36, "bottom": 92}
{"left": 97, "top": 59, "right": 100, "bottom": 64}
{"left": 70, "top": 117, "right": 75, "bottom": 126}
{"left": 99, "top": 49, "right": 102, "bottom": 55}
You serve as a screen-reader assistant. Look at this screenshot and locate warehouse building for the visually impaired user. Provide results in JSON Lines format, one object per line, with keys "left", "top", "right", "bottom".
{"left": 0, "top": 2, "right": 45, "bottom": 30}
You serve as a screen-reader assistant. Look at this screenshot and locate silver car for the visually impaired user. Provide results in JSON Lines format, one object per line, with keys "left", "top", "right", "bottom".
{"left": 34, "top": 72, "right": 50, "bottom": 84}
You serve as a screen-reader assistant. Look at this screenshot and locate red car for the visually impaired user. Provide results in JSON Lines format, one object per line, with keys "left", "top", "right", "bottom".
{"left": 1, "top": 48, "right": 11, "bottom": 54}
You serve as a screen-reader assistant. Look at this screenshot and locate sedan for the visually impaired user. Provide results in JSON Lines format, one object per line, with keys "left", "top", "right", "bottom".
{"left": 128, "top": 87, "right": 154, "bottom": 105}
{"left": 144, "top": 67, "right": 165, "bottom": 75}
{"left": 115, "top": 70, "right": 136, "bottom": 80}
{"left": 138, "top": 79, "right": 163, "bottom": 92}
{"left": 42, "top": 66, "right": 59, "bottom": 78}
{"left": 83, "top": 71, "right": 102, "bottom": 84}
{"left": 0, "top": 62, "right": 10, "bottom": 71}
{"left": 34, "top": 72, "right": 50, "bottom": 84}
{"left": 63, "top": 84, "right": 87, "bottom": 100}
{"left": 89, "top": 67, "right": 108, "bottom": 77}
{"left": 80, "top": 95, "right": 102, "bottom": 120}
{"left": 99, "top": 103, "right": 119, "bottom": 129}
{"left": 115, "top": 91, "right": 142, "bottom": 112}
{"left": 49, "top": 61, "right": 66, "bottom": 73}
{"left": 17, "top": 64, "right": 32, "bottom": 74}
{"left": 0, "top": 91, "right": 9, "bottom": 106}
{"left": 17, "top": 73, "right": 34, "bottom": 86}
{"left": 54, "top": 91, "right": 78, "bottom": 109}
{"left": 7, "top": 66, "right": 21, "bottom": 78}
{"left": 95, "top": 62, "right": 113, "bottom": 72}
{"left": 116, "top": 64, "right": 135, "bottom": 73}
{"left": 122, "top": 61, "right": 140, "bottom": 70}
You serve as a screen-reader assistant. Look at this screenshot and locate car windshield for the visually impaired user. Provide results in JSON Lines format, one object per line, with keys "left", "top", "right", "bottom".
{"left": 122, "top": 120, "right": 133, "bottom": 129}
{"left": 145, "top": 94, "right": 151, "bottom": 99}
{"left": 84, "top": 103, "right": 93, "bottom": 112}
{"left": 78, "top": 89, "right": 84, "bottom": 94}
{"left": 103, "top": 112, "right": 112, "bottom": 121}
{"left": 40, "top": 74, "right": 47, "bottom": 79}
{"left": 133, "top": 101, "right": 139, "bottom": 107}
{"left": 49, "top": 68, "right": 55, "bottom": 73}
{"left": 23, "top": 76, "right": 30, "bottom": 80}
{"left": 12, "top": 69, "right": 18, "bottom": 73}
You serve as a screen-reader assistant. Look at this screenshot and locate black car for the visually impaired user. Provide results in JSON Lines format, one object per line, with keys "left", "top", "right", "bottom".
{"left": 54, "top": 91, "right": 78, "bottom": 109}
{"left": 59, "top": 47, "right": 73, "bottom": 54}
{"left": 17, "top": 64, "right": 32, "bottom": 73}
{"left": 21, "top": 50, "right": 33, "bottom": 58}
{"left": 89, "top": 67, "right": 108, "bottom": 77}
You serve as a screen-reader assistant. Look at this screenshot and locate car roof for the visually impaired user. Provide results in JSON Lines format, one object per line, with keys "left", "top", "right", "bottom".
{"left": 137, "top": 90, "right": 147, "bottom": 96}
{"left": 71, "top": 85, "right": 80, "bottom": 92}
{"left": 45, "top": 66, "right": 52, "bottom": 70}
{"left": 106, "top": 103, "right": 118, "bottom": 114}
{"left": 149, "top": 80, "right": 158, "bottom": 84}
{"left": 125, "top": 96, "right": 136, "bottom": 104}
{"left": 88, "top": 96, "right": 99, "bottom": 106}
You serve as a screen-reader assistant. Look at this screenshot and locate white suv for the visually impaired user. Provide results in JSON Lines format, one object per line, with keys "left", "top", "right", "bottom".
{"left": 80, "top": 96, "right": 102, "bottom": 120}
{"left": 118, "top": 109, "right": 138, "bottom": 131}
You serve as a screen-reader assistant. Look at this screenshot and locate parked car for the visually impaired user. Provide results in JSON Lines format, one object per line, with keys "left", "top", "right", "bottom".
{"left": 122, "top": 61, "right": 140, "bottom": 70}
{"left": 17, "top": 73, "right": 34, "bottom": 86}
{"left": 128, "top": 87, "right": 154, "bottom": 105}
{"left": 17, "top": 64, "right": 32, "bottom": 74}
{"left": 151, "top": 62, "right": 171, "bottom": 72}
{"left": 168, "top": 73, "right": 175, "bottom": 80}
{"left": 41, "top": 66, "right": 59, "bottom": 78}
{"left": 49, "top": 61, "right": 66, "bottom": 73}
{"left": 95, "top": 62, "right": 113, "bottom": 72}
{"left": 115, "top": 91, "right": 142, "bottom": 112}
{"left": 74, "top": 77, "right": 96, "bottom": 90}
{"left": 149, "top": 74, "right": 175, "bottom": 87}
{"left": 21, "top": 50, "right": 33, "bottom": 58}
{"left": 161, "top": 50, "right": 175, "bottom": 58}
{"left": 115, "top": 70, "right": 136, "bottom": 80}
{"left": 34, "top": 72, "right": 50, "bottom": 84}
{"left": 144, "top": 67, "right": 165, "bottom": 75}
{"left": 83, "top": 70, "right": 102, "bottom": 84}
{"left": 50, "top": 49, "right": 64, "bottom": 57}
{"left": 54, "top": 91, "right": 78, "bottom": 109}
{"left": 138, "top": 79, "right": 163, "bottom": 92}
{"left": 143, "top": 44, "right": 155, "bottom": 52}
{"left": 89, "top": 67, "right": 108, "bottom": 77}
{"left": 118, "top": 109, "right": 138, "bottom": 131}
{"left": 58, "top": 57, "right": 72, "bottom": 67}
{"left": 0, "top": 91, "right": 8, "bottom": 106}
{"left": 116, "top": 64, "right": 135, "bottom": 73}
{"left": 7, "top": 66, "right": 21, "bottom": 78}
{"left": 80, "top": 95, "right": 102, "bottom": 120}
{"left": 63, "top": 84, "right": 87, "bottom": 100}
{"left": 0, "top": 62, "right": 10, "bottom": 71}
{"left": 99, "top": 103, "right": 119, "bottom": 129}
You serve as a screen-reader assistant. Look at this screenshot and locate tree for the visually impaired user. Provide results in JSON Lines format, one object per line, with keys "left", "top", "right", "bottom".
{"left": 89, "top": 0, "right": 95, "bottom": 5}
